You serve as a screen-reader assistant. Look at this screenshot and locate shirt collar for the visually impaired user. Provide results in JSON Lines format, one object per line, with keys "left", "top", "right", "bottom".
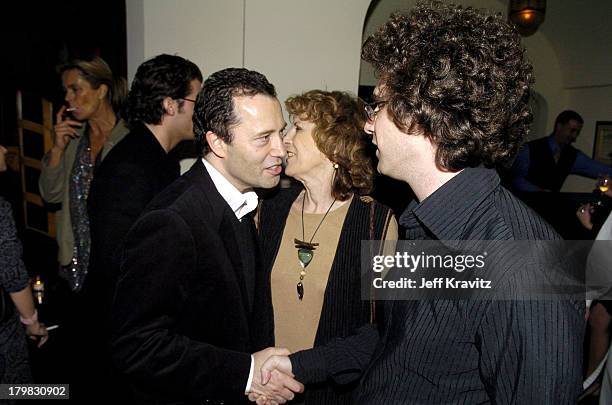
{"left": 202, "top": 158, "right": 258, "bottom": 220}
{"left": 399, "top": 167, "right": 500, "bottom": 240}
{"left": 548, "top": 135, "right": 563, "bottom": 151}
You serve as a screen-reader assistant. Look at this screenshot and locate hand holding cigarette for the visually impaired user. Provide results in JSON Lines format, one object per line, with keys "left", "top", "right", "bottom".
{"left": 52, "top": 105, "right": 82, "bottom": 151}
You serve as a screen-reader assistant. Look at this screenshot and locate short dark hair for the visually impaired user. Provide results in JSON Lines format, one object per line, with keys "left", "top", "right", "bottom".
{"left": 125, "top": 54, "right": 202, "bottom": 127}
{"left": 361, "top": 1, "right": 534, "bottom": 170}
{"left": 59, "top": 56, "right": 127, "bottom": 116}
{"left": 193, "top": 68, "right": 276, "bottom": 154}
{"left": 554, "top": 110, "right": 583, "bottom": 128}
{"left": 285, "top": 90, "right": 374, "bottom": 200}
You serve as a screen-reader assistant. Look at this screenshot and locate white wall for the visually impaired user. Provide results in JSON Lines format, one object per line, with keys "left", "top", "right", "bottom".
{"left": 243, "top": 0, "right": 371, "bottom": 108}
{"left": 126, "top": 0, "right": 372, "bottom": 110}
{"left": 127, "top": 0, "right": 244, "bottom": 82}
{"left": 542, "top": 1, "right": 612, "bottom": 89}
{"left": 126, "top": 0, "right": 144, "bottom": 83}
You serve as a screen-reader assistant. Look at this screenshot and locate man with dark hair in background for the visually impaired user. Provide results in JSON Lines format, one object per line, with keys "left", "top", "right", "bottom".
{"left": 111, "top": 68, "right": 303, "bottom": 404}
{"left": 88, "top": 53, "right": 202, "bottom": 307}
{"left": 511, "top": 109, "right": 612, "bottom": 192}
{"left": 80, "top": 53, "right": 202, "bottom": 401}
{"left": 257, "top": 2, "right": 583, "bottom": 404}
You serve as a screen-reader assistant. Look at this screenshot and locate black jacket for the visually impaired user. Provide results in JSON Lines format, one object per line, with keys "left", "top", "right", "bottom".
{"left": 111, "top": 160, "right": 273, "bottom": 404}
{"left": 87, "top": 123, "right": 180, "bottom": 300}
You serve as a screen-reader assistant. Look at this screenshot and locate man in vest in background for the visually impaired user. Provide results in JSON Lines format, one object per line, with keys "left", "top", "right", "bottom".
{"left": 511, "top": 110, "right": 612, "bottom": 192}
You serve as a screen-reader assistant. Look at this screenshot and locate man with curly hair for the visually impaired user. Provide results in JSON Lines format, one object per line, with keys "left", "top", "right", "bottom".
{"left": 258, "top": 2, "right": 583, "bottom": 403}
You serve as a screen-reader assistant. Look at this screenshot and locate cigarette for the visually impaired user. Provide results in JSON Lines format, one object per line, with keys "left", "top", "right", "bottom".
{"left": 65, "top": 107, "right": 77, "bottom": 112}
{"left": 46, "top": 324, "right": 59, "bottom": 331}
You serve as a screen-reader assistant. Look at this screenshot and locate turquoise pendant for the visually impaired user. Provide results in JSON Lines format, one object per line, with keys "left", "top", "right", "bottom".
{"left": 298, "top": 248, "right": 313, "bottom": 268}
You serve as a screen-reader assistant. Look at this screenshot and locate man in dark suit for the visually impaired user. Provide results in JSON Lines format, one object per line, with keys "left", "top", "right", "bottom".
{"left": 74, "top": 54, "right": 202, "bottom": 401}
{"left": 111, "top": 68, "right": 302, "bottom": 404}
{"left": 256, "top": 3, "right": 584, "bottom": 404}
{"left": 87, "top": 53, "right": 202, "bottom": 311}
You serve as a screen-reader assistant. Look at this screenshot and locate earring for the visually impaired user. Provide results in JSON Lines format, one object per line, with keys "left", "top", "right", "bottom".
{"left": 333, "top": 163, "right": 339, "bottom": 169}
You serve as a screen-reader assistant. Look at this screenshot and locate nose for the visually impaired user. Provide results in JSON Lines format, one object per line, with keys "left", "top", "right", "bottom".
{"left": 283, "top": 128, "right": 294, "bottom": 145}
{"left": 364, "top": 119, "right": 375, "bottom": 137}
{"left": 271, "top": 133, "right": 287, "bottom": 159}
{"left": 64, "top": 91, "right": 73, "bottom": 103}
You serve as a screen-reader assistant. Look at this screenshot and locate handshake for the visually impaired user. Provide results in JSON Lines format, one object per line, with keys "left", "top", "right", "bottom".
{"left": 247, "top": 347, "right": 304, "bottom": 405}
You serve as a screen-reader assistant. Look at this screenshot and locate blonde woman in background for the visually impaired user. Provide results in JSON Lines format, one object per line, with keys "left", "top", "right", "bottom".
{"left": 39, "top": 56, "right": 129, "bottom": 291}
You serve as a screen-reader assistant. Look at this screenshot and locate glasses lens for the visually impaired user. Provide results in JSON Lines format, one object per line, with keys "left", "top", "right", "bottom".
{"left": 364, "top": 104, "right": 374, "bottom": 120}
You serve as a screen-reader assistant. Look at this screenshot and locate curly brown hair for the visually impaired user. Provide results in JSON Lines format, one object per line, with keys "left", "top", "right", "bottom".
{"left": 285, "top": 90, "right": 374, "bottom": 200}
{"left": 361, "top": 1, "right": 534, "bottom": 170}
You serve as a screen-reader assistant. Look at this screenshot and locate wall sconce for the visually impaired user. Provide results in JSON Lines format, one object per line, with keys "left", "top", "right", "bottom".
{"left": 508, "top": 0, "right": 546, "bottom": 37}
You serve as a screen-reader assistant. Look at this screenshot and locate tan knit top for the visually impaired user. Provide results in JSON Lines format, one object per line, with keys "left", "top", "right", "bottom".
{"left": 271, "top": 198, "right": 352, "bottom": 353}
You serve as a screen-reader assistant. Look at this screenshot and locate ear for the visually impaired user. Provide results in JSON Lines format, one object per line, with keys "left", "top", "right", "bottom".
{"left": 205, "top": 131, "right": 227, "bottom": 158}
{"left": 162, "top": 97, "right": 176, "bottom": 116}
{"left": 97, "top": 84, "right": 109, "bottom": 100}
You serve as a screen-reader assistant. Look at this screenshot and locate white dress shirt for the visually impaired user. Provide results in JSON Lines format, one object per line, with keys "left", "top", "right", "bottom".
{"left": 202, "top": 158, "right": 258, "bottom": 220}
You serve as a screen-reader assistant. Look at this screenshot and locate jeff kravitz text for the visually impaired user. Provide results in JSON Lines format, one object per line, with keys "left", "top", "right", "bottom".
{"left": 373, "top": 277, "right": 492, "bottom": 289}
{"left": 370, "top": 251, "right": 492, "bottom": 291}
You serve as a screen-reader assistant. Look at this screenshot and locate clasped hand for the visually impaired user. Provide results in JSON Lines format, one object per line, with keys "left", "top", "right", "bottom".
{"left": 247, "top": 347, "right": 302, "bottom": 405}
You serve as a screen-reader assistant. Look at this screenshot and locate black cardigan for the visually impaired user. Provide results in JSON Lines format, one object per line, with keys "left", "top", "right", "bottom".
{"left": 258, "top": 185, "right": 393, "bottom": 405}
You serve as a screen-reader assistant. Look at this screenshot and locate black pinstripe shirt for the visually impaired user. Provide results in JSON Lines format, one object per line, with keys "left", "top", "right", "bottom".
{"left": 291, "top": 167, "right": 584, "bottom": 404}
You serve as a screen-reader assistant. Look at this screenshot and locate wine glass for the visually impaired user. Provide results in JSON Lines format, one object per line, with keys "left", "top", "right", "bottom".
{"left": 598, "top": 177, "right": 610, "bottom": 193}
{"left": 595, "top": 176, "right": 610, "bottom": 206}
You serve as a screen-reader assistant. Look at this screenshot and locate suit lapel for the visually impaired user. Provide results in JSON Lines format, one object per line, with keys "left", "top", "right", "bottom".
{"left": 221, "top": 212, "right": 253, "bottom": 312}
{"left": 187, "top": 160, "right": 254, "bottom": 315}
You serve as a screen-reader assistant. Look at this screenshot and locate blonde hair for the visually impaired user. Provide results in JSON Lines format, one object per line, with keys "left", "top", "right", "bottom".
{"left": 60, "top": 56, "right": 127, "bottom": 115}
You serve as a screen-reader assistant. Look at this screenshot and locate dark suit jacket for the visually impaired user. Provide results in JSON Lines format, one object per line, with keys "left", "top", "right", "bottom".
{"left": 87, "top": 123, "right": 180, "bottom": 301}
{"left": 111, "top": 159, "right": 273, "bottom": 404}
{"left": 74, "top": 124, "right": 180, "bottom": 401}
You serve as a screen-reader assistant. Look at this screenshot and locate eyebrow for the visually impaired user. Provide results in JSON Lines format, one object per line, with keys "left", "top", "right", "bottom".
{"left": 255, "top": 130, "right": 274, "bottom": 137}
{"left": 254, "top": 124, "right": 285, "bottom": 137}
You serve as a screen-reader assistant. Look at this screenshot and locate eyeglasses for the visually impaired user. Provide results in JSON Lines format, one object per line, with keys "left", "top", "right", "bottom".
{"left": 182, "top": 97, "right": 196, "bottom": 103}
{"left": 364, "top": 100, "right": 386, "bottom": 121}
